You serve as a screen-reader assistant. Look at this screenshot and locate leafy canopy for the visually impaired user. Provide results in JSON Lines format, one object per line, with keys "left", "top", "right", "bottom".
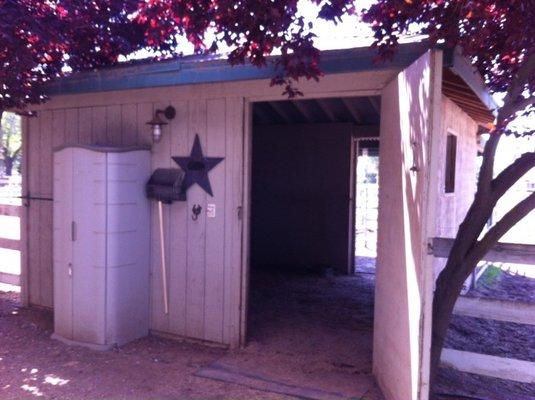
{"left": 0, "top": 0, "right": 143, "bottom": 111}
{"left": 1, "top": 0, "right": 534, "bottom": 123}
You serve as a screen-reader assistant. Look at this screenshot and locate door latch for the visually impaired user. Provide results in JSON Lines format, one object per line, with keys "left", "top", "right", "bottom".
{"left": 192, "top": 204, "right": 202, "bottom": 221}
{"left": 71, "top": 221, "right": 77, "bottom": 241}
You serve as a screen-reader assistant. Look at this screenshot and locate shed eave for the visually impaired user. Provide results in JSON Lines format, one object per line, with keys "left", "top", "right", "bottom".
{"left": 443, "top": 47, "right": 498, "bottom": 114}
{"left": 46, "top": 42, "right": 431, "bottom": 96}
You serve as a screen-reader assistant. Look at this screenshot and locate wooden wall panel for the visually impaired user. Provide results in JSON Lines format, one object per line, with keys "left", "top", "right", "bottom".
{"left": 39, "top": 110, "right": 55, "bottom": 307}
{"left": 432, "top": 96, "right": 478, "bottom": 278}
{"left": 65, "top": 108, "right": 79, "bottom": 144}
{"left": 121, "top": 104, "right": 138, "bottom": 146}
{"left": 78, "top": 107, "right": 92, "bottom": 145}
{"left": 223, "top": 97, "right": 244, "bottom": 347}
{"left": 204, "top": 98, "right": 226, "bottom": 343}
{"left": 168, "top": 100, "right": 188, "bottom": 336}
{"left": 91, "top": 106, "right": 107, "bottom": 145}
{"left": 373, "top": 51, "right": 439, "bottom": 400}
{"left": 149, "top": 101, "right": 171, "bottom": 333}
{"left": 136, "top": 103, "right": 153, "bottom": 146}
{"left": 185, "top": 99, "right": 208, "bottom": 339}
{"left": 106, "top": 105, "right": 122, "bottom": 146}
{"left": 27, "top": 116, "right": 41, "bottom": 306}
{"left": 25, "top": 93, "right": 246, "bottom": 346}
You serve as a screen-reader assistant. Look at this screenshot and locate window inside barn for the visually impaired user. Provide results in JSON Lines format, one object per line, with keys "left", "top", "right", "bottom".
{"left": 445, "top": 133, "right": 457, "bottom": 193}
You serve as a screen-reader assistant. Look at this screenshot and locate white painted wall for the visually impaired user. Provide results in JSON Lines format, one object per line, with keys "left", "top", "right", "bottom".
{"left": 432, "top": 96, "right": 479, "bottom": 278}
{"left": 23, "top": 69, "right": 396, "bottom": 347}
{"left": 373, "top": 50, "right": 441, "bottom": 400}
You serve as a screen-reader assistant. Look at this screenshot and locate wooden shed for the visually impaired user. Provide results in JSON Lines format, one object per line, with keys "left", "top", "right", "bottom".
{"left": 19, "top": 43, "right": 494, "bottom": 400}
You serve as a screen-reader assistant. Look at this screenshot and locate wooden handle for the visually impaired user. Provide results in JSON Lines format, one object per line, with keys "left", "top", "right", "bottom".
{"left": 158, "top": 201, "right": 169, "bottom": 314}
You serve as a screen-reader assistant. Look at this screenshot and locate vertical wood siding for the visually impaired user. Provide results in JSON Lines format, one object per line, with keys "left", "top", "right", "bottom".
{"left": 25, "top": 97, "right": 243, "bottom": 346}
{"left": 432, "top": 96, "right": 478, "bottom": 278}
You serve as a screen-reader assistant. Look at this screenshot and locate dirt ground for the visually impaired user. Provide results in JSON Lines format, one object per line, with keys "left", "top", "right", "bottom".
{"left": 1, "top": 264, "right": 534, "bottom": 400}
{"left": 242, "top": 269, "right": 382, "bottom": 399}
{"left": 467, "top": 265, "right": 535, "bottom": 304}
{"left": 0, "top": 291, "right": 286, "bottom": 400}
{"left": 0, "top": 272, "right": 383, "bottom": 400}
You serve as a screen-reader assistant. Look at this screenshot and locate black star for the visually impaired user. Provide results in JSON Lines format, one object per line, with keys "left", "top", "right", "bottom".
{"left": 172, "top": 134, "right": 224, "bottom": 197}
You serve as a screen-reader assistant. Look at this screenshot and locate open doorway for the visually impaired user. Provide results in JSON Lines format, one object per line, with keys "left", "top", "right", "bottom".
{"left": 355, "top": 137, "right": 379, "bottom": 274}
{"left": 243, "top": 96, "right": 383, "bottom": 397}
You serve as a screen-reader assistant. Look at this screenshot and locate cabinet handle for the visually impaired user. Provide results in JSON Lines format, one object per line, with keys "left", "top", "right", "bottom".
{"left": 68, "top": 262, "right": 72, "bottom": 277}
{"left": 71, "top": 221, "right": 76, "bottom": 242}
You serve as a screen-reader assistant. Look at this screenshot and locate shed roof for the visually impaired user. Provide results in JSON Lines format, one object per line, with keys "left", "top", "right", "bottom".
{"left": 47, "top": 42, "right": 495, "bottom": 125}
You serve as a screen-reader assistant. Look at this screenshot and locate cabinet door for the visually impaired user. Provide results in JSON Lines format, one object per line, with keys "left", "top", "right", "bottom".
{"left": 53, "top": 148, "right": 74, "bottom": 339}
{"left": 71, "top": 148, "right": 107, "bottom": 344}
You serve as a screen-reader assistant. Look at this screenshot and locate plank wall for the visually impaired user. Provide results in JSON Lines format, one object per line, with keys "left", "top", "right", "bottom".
{"left": 432, "top": 96, "right": 479, "bottom": 278}
{"left": 22, "top": 69, "right": 398, "bottom": 346}
{"left": 24, "top": 97, "right": 244, "bottom": 346}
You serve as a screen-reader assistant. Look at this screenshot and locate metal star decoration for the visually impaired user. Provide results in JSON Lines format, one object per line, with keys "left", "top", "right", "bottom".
{"left": 172, "top": 134, "right": 224, "bottom": 196}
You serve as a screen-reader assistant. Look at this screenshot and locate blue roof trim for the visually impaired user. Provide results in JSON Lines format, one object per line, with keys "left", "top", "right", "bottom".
{"left": 47, "top": 42, "right": 430, "bottom": 95}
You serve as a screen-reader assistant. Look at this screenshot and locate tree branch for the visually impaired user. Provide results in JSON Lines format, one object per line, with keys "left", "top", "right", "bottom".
{"left": 11, "top": 145, "right": 21, "bottom": 159}
{"left": 467, "top": 191, "right": 535, "bottom": 266}
{"left": 500, "top": 52, "right": 535, "bottom": 123}
{"left": 507, "top": 95, "right": 535, "bottom": 117}
{"left": 477, "top": 131, "right": 501, "bottom": 192}
{"left": 492, "top": 151, "right": 535, "bottom": 200}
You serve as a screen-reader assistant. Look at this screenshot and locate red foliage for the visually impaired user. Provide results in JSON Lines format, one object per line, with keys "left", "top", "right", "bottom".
{"left": 1, "top": 0, "right": 533, "bottom": 115}
{"left": 0, "top": 0, "right": 143, "bottom": 111}
{"left": 134, "top": 0, "right": 327, "bottom": 97}
{"left": 363, "top": 0, "right": 535, "bottom": 122}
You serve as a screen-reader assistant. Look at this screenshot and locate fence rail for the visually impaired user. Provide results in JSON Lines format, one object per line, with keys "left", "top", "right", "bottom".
{"left": 453, "top": 296, "right": 535, "bottom": 326}
{"left": 0, "top": 203, "right": 21, "bottom": 286}
{"left": 0, "top": 203, "right": 21, "bottom": 217}
{"left": 433, "top": 236, "right": 535, "bottom": 384}
{"left": 0, "top": 271, "right": 20, "bottom": 286}
{"left": 432, "top": 237, "right": 535, "bottom": 265}
{"left": 441, "top": 348, "right": 535, "bottom": 384}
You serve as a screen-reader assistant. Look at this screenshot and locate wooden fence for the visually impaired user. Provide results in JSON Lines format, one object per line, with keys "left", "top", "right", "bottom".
{"left": 432, "top": 237, "right": 535, "bottom": 384}
{"left": 0, "top": 203, "right": 21, "bottom": 286}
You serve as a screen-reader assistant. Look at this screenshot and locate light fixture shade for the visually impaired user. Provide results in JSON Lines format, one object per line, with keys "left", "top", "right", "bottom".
{"left": 146, "top": 113, "right": 167, "bottom": 127}
{"left": 152, "top": 124, "right": 162, "bottom": 142}
{"left": 146, "top": 105, "right": 175, "bottom": 143}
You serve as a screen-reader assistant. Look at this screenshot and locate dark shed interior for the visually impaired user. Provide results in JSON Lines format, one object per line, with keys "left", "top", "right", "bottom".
{"left": 250, "top": 96, "right": 380, "bottom": 275}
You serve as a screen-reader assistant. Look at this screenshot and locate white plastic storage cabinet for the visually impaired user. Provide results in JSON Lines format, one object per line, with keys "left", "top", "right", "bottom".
{"left": 53, "top": 145, "right": 151, "bottom": 349}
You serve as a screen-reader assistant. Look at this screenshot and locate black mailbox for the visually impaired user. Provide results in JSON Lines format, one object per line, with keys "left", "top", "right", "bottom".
{"left": 146, "top": 168, "right": 186, "bottom": 203}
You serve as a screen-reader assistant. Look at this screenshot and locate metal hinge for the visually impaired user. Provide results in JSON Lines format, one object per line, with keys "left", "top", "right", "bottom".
{"left": 71, "top": 221, "right": 77, "bottom": 242}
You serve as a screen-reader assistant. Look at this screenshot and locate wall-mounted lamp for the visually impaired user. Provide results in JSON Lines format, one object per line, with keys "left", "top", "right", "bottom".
{"left": 146, "top": 106, "right": 176, "bottom": 143}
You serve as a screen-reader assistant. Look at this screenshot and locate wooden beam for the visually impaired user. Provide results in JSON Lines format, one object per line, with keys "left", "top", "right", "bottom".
{"left": 368, "top": 97, "right": 381, "bottom": 115}
{"left": 253, "top": 103, "right": 281, "bottom": 125}
{"left": 441, "top": 348, "right": 535, "bottom": 384}
{"left": 267, "top": 101, "right": 294, "bottom": 123}
{"left": 353, "top": 125, "right": 380, "bottom": 138}
{"left": 291, "top": 101, "right": 316, "bottom": 123}
{"left": 340, "top": 98, "right": 362, "bottom": 124}
{"left": 0, "top": 204, "right": 21, "bottom": 217}
{"left": 0, "top": 238, "right": 20, "bottom": 251}
{"left": 431, "top": 237, "right": 535, "bottom": 265}
{"left": 0, "top": 272, "right": 20, "bottom": 286}
{"left": 454, "top": 296, "right": 535, "bottom": 326}
{"left": 196, "top": 363, "right": 351, "bottom": 400}
{"left": 252, "top": 104, "right": 272, "bottom": 125}
{"left": 315, "top": 99, "right": 338, "bottom": 122}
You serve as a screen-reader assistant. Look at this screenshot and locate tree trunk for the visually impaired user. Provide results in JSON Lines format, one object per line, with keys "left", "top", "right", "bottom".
{"left": 4, "top": 156, "right": 14, "bottom": 176}
{"left": 427, "top": 120, "right": 535, "bottom": 397}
